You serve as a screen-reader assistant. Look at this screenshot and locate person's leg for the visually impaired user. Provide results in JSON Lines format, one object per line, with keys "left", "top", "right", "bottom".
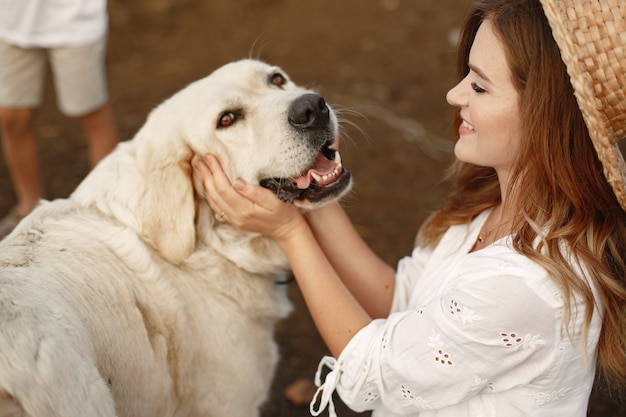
{"left": 78, "top": 101, "right": 118, "bottom": 166}
{"left": 0, "top": 41, "right": 46, "bottom": 227}
{"left": 0, "top": 107, "right": 43, "bottom": 215}
{"left": 50, "top": 35, "right": 119, "bottom": 167}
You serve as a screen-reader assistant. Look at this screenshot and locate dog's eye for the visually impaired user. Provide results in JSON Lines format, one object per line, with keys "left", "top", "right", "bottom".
{"left": 217, "top": 111, "right": 239, "bottom": 128}
{"left": 270, "top": 73, "right": 287, "bottom": 87}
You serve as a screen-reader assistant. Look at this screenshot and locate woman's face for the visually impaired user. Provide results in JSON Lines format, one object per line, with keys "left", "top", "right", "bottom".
{"left": 446, "top": 19, "right": 521, "bottom": 183}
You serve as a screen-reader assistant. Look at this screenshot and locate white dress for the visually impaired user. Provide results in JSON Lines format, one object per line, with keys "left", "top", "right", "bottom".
{"left": 0, "top": 0, "right": 107, "bottom": 48}
{"left": 312, "top": 210, "right": 601, "bottom": 417}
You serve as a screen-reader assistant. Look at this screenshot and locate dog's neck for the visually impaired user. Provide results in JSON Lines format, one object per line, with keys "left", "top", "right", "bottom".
{"left": 194, "top": 203, "right": 289, "bottom": 275}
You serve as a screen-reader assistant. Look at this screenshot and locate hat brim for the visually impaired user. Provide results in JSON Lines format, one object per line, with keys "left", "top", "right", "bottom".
{"left": 540, "top": 0, "right": 626, "bottom": 210}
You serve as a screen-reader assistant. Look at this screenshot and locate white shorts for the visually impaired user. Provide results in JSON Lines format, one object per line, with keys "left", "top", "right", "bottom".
{"left": 0, "top": 36, "right": 108, "bottom": 117}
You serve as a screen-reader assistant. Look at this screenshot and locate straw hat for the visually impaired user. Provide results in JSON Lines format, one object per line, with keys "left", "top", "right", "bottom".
{"left": 539, "top": 0, "right": 626, "bottom": 210}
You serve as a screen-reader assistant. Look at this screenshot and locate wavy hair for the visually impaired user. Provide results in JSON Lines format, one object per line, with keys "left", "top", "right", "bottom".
{"left": 417, "top": 0, "right": 626, "bottom": 389}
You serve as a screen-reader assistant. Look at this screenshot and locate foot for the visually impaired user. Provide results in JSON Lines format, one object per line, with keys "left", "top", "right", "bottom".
{"left": 0, "top": 207, "right": 24, "bottom": 240}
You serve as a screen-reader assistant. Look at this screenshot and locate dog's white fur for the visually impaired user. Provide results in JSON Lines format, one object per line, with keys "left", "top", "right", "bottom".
{"left": 0, "top": 59, "right": 348, "bottom": 417}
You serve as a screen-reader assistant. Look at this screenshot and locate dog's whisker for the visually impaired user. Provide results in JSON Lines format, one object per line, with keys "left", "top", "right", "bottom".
{"left": 331, "top": 105, "right": 370, "bottom": 147}
{"left": 338, "top": 118, "right": 369, "bottom": 147}
{"left": 249, "top": 35, "right": 269, "bottom": 61}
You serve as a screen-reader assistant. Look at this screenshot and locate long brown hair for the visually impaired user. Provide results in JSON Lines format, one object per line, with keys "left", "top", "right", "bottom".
{"left": 417, "top": 0, "right": 626, "bottom": 389}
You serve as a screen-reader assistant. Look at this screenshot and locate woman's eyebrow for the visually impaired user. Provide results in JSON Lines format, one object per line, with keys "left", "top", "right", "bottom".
{"left": 468, "top": 63, "right": 492, "bottom": 84}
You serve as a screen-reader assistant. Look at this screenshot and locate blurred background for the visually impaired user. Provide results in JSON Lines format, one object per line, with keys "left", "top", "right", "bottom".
{"left": 0, "top": 0, "right": 623, "bottom": 415}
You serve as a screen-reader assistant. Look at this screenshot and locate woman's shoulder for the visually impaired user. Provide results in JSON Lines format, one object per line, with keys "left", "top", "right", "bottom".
{"left": 454, "top": 240, "right": 564, "bottom": 308}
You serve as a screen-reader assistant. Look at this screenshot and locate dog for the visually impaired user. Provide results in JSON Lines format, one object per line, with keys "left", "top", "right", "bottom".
{"left": 0, "top": 59, "right": 351, "bottom": 417}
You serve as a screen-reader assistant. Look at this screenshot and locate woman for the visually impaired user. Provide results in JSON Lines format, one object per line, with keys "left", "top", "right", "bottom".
{"left": 195, "top": 0, "right": 626, "bottom": 415}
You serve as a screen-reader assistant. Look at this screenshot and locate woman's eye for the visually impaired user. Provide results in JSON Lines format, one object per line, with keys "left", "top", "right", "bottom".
{"left": 218, "top": 112, "right": 238, "bottom": 128}
{"left": 270, "top": 73, "right": 287, "bottom": 87}
{"left": 471, "top": 82, "right": 486, "bottom": 93}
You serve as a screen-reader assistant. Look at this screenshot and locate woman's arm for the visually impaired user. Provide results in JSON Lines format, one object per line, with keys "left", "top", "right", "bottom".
{"left": 304, "top": 203, "right": 395, "bottom": 319}
{"left": 276, "top": 214, "right": 372, "bottom": 356}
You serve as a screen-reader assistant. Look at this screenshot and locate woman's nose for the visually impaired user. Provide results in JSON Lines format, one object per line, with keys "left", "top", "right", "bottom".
{"left": 446, "top": 78, "right": 466, "bottom": 107}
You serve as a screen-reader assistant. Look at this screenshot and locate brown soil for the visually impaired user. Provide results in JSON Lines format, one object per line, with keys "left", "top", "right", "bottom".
{"left": 0, "top": 0, "right": 623, "bottom": 415}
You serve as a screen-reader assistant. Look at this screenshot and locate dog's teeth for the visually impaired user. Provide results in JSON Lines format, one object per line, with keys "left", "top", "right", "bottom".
{"left": 310, "top": 152, "right": 343, "bottom": 185}
{"left": 335, "top": 151, "right": 342, "bottom": 166}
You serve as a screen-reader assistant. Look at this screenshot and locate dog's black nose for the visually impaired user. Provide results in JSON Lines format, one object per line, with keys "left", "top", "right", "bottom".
{"left": 288, "top": 93, "right": 330, "bottom": 129}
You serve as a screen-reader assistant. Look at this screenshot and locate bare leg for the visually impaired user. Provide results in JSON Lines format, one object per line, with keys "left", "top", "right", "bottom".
{"left": 78, "top": 101, "right": 119, "bottom": 167}
{"left": 0, "top": 107, "right": 43, "bottom": 215}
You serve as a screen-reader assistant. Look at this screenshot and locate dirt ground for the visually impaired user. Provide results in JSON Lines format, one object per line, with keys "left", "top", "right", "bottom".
{"left": 0, "top": 0, "right": 624, "bottom": 416}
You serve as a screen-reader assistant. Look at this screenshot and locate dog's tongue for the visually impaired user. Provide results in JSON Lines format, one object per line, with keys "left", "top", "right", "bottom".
{"left": 292, "top": 153, "right": 337, "bottom": 189}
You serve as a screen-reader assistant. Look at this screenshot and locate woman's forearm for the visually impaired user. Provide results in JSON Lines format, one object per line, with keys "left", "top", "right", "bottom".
{"left": 304, "top": 202, "right": 395, "bottom": 318}
{"left": 277, "top": 217, "right": 372, "bottom": 357}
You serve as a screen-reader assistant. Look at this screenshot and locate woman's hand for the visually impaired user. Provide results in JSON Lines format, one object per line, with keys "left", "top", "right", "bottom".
{"left": 194, "top": 154, "right": 307, "bottom": 242}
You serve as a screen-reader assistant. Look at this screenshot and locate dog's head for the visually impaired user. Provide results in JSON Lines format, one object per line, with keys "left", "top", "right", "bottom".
{"left": 179, "top": 59, "right": 352, "bottom": 207}
{"left": 125, "top": 59, "right": 352, "bottom": 264}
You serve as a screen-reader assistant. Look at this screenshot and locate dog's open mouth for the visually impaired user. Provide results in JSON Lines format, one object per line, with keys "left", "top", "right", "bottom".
{"left": 260, "top": 143, "right": 351, "bottom": 203}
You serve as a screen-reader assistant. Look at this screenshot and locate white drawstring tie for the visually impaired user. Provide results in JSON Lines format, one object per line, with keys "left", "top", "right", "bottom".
{"left": 310, "top": 355, "right": 340, "bottom": 417}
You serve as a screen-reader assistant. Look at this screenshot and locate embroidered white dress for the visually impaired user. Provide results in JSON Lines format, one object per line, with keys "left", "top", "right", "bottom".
{"left": 312, "top": 210, "right": 601, "bottom": 417}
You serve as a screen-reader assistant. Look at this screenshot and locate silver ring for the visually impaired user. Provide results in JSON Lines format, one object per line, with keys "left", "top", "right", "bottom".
{"left": 214, "top": 211, "right": 226, "bottom": 222}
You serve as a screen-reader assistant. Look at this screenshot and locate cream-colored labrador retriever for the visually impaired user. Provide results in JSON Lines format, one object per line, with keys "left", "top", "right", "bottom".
{"left": 0, "top": 59, "right": 351, "bottom": 417}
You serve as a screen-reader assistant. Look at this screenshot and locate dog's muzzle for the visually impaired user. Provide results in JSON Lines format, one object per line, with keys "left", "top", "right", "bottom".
{"left": 260, "top": 93, "right": 351, "bottom": 204}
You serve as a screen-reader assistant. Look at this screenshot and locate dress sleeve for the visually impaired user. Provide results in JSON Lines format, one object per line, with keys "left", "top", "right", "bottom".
{"left": 391, "top": 246, "right": 434, "bottom": 312}
{"left": 312, "top": 271, "right": 560, "bottom": 416}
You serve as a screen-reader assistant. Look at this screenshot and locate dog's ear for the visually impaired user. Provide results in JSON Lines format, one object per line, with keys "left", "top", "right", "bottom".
{"left": 139, "top": 159, "right": 196, "bottom": 264}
